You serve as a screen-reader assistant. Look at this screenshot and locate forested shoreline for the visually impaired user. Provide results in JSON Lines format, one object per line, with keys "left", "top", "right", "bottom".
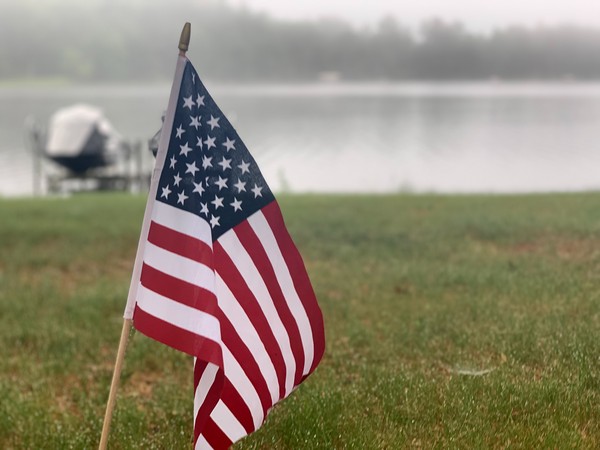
{"left": 2, "top": 0, "right": 600, "bottom": 81}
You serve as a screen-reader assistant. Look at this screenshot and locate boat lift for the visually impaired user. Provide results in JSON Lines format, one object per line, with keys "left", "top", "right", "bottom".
{"left": 27, "top": 103, "right": 150, "bottom": 194}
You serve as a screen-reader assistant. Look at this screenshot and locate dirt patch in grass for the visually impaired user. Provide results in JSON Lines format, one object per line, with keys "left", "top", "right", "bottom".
{"left": 553, "top": 238, "right": 600, "bottom": 262}
{"left": 123, "top": 371, "right": 163, "bottom": 399}
{"left": 510, "top": 241, "right": 541, "bottom": 255}
{"left": 52, "top": 374, "right": 84, "bottom": 417}
{"left": 471, "top": 235, "right": 600, "bottom": 263}
{"left": 13, "top": 254, "right": 133, "bottom": 297}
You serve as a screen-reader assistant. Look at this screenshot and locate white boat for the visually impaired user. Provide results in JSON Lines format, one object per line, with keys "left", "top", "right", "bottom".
{"left": 45, "top": 104, "right": 125, "bottom": 173}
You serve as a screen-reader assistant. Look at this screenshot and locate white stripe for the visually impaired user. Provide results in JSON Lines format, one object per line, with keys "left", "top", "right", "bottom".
{"left": 216, "top": 273, "right": 280, "bottom": 404}
{"left": 194, "top": 361, "right": 219, "bottom": 423}
{"left": 248, "top": 211, "right": 315, "bottom": 375}
{"left": 219, "top": 231, "right": 296, "bottom": 396}
{"left": 137, "top": 284, "right": 220, "bottom": 341}
{"left": 152, "top": 201, "right": 212, "bottom": 244}
{"left": 210, "top": 400, "right": 248, "bottom": 444}
{"left": 222, "top": 345, "right": 265, "bottom": 429}
{"left": 144, "top": 241, "right": 215, "bottom": 294}
{"left": 195, "top": 435, "right": 213, "bottom": 450}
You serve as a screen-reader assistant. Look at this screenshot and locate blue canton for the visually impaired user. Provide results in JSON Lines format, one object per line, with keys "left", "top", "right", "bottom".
{"left": 156, "top": 61, "right": 275, "bottom": 241}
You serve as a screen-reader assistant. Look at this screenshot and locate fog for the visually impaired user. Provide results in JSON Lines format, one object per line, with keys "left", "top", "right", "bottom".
{"left": 2, "top": 0, "right": 600, "bottom": 82}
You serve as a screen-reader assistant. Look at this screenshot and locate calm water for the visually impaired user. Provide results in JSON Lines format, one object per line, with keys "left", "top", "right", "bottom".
{"left": 2, "top": 81, "right": 600, "bottom": 196}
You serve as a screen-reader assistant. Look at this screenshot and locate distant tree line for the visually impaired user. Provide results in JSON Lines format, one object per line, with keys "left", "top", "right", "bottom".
{"left": 2, "top": 0, "right": 600, "bottom": 81}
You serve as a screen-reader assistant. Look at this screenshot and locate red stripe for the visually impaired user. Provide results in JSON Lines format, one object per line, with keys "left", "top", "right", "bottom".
{"left": 194, "top": 359, "right": 208, "bottom": 386}
{"left": 219, "top": 377, "right": 255, "bottom": 435}
{"left": 234, "top": 220, "right": 306, "bottom": 386}
{"left": 147, "top": 220, "right": 213, "bottom": 266}
{"left": 201, "top": 417, "right": 233, "bottom": 450}
{"left": 140, "top": 263, "right": 218, "bottom": 312}
{"left": 194, "top": 361, "right": 224, "bottom": 444}
{"left": 214, "top": 240, "right": 288, "bottom": 401}
{"left": 133, "top": 305, "right": 222, "bottom": 367}
{"left": 213, "top": 304, "right": 272, "bottom": 417}
{"left": 261, "top": 202, "right": 325, "bottom": 373}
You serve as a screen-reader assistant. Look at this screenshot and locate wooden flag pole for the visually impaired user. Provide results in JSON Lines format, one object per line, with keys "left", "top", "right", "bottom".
{"left": 98, "top": 319, "right": 132, "bottom": 450}
{"left": 98, "top": 23, "right": 191, "bottom": 450}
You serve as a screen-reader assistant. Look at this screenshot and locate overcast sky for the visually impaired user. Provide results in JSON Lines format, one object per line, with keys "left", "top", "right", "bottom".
{"left": 228, "top": 0, "right": 600, "bottom": 31}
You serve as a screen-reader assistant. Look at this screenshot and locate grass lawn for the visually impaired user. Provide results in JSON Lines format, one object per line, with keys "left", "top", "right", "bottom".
{"left": 1, "top": 192, "right": 600, "bottom": 448}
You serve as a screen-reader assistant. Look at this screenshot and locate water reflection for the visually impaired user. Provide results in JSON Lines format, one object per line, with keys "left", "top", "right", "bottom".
{"left": 1, "top": 82, "right": 600, "bottom": 196}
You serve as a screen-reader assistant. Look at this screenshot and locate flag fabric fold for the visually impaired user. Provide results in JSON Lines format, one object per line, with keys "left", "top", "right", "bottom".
{"left": 124, "top": 55, "right": 325, "bottom": 449}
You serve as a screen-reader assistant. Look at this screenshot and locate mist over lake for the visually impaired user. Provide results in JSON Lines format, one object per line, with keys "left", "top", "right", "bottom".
{"left": 2, "top": 81, "right": 600, "bottom": 196}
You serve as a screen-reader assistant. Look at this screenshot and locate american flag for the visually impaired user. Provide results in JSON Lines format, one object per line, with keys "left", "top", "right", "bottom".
{"left": 124, "top": 56, "right": 325, "bottom": 449}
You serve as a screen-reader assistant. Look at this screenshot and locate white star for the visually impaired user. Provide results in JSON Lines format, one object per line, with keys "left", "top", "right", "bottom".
{"left": 204, "top": 135, "right": 216, "bottom": 150}
{"left": 230, "top": 197, "right": 242, "bottom": 212}
{"left": 251, "top": 184, "right": 263, "bottom": 198}
{"left": 238, "top": 160, "right": 251, "bottom": 175}
{"left": 211, "top": 195, "right": 224, "bottom": 209}
{"left": 193, "top": 180, "right": 205, "bottom": 196}
{"left": 233, "top": 178, "right": 246, "bottom": 193}
{"left": 222, "top": 137, "right": 236, "bottom": 152}
{"left": 218, "top": 157, "right": 232, "bottom": 171}
{"left": 200, "top": 202, "right": 209, "bottom": 216}
{"left": 169, "top": 155, "right": 177, "bottom": 169}
{"left": 175, "top": 125, "right": 185, "bottom": 139}
{"left": 196, "top": 94, "right": 205, "bottom": 106}
{"left": 179, "top": 142, "right": 192, "bottom": 157}
{"left": 202, "top": 155, "right": 213, "bottom": 169}
{"left": 192, "top": 73, "right": 196, "bottom": 83}
{"left": 177, "top": 190, "right": 188, "bottom": 205}
{"left": 196, "top": 136, "right": 203, "bottom": 149}
{"left": 183, "top": 95, "right": 195, "bottom": 110}
{"left": 160, "top": 185, "right": 171, "bottom": 199}
{"left": 173, "top": 172, "right": 182, "bottom": 186}
{"left": 186, "top": 161, "right": 199, "bottom": 176}
{"left": 215, "top": 176, "right": 228, "bottom": 191}
{"left": 210, "top": 214, "right": 220, "bottom": 228}
{"left": 207, "top": 115, "right": 220, "bottom": 130}
{"left": 190, "top": 115, "right": 201, "bottom": 130}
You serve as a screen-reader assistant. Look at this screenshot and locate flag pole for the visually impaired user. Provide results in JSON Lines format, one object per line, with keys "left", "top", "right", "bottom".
{"left": 98, "top": 23, "right": 191, "bottom": 450}
{"left": 98, "top": 318, "right": 132, "bottom": 450}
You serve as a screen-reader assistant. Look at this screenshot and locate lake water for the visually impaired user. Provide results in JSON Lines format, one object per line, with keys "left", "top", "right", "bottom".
{"left": 2, "top": 81, "right": 600, "bottom": 196}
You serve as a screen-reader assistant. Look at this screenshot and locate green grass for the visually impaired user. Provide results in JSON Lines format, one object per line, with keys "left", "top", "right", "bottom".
{"left": 1, "top": 192, "right": 600, "bottom": 448}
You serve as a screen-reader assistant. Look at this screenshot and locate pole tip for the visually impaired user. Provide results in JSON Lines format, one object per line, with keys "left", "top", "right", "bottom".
{"left": 179, "top": 22, "right": 191, "bottom": 54}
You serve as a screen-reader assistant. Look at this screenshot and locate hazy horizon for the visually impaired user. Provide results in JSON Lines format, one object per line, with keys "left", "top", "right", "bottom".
{"left": 2, "top": 0, "right": 600, "bottom": 83}
{"left": 5, "top": 0, "right": 600, "bottom": 33}
{"left": 229, "top": 0, "right": 600, "bottom": 32}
